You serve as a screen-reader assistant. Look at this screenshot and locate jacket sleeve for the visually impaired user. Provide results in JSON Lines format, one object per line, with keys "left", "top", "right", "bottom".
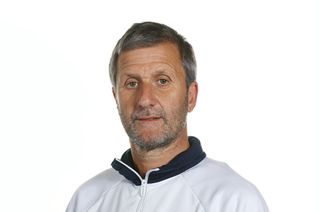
{"left": 221, "top": 184, "right": 269, "bottom": 212}
{"left": 65, "top": 190, "right": 82, "bottom": 212}
{"left": 238, "top": 189, "right": 269, "bottom": 212}
{"left": 65, "top": 169, "right": 121, "bottom": 212}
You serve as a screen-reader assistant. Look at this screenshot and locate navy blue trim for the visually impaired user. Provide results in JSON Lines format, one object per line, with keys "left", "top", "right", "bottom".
{"left": 111, "top": 136, "right": 206, "bottom": 185}
{"left": 111, "top": 149, "right": 141, "bottom": 185}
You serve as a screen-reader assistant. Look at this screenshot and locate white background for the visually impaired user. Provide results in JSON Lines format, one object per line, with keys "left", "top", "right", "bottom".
{"left": 0, "top": 0, "right": 319, "bottom": 211}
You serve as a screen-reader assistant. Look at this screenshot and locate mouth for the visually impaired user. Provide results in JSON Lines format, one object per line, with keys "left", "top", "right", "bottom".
{"left": 136, "top": 116, "right": 162, "bottom": 122}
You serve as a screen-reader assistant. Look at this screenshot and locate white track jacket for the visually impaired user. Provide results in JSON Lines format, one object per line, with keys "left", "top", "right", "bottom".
{"left": 66, "top": 137, "right": 269, "bottom": 212}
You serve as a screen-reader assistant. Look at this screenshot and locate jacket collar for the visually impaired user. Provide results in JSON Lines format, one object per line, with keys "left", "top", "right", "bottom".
{"left": 111, "top": 136, "right": 206, "bottom": 186}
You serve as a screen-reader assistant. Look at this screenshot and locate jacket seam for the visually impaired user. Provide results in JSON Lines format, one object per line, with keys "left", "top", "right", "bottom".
{"left": 86, "top": 178, "right": 126, "bottom": 212}
{"left": 180, "top": 174, "right": 206, "bottom": 212}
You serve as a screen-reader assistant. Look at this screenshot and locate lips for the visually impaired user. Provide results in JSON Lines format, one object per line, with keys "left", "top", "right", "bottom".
{"left": 137, "top": 116, "right": 161, "bottom": 121}
{"left": 132, "top": 109, "right": 164, "bottom": 122}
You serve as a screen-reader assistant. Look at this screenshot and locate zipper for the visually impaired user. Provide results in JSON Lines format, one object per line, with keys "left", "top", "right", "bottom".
{"left": 136, "top": 168, "right": 160, "bottom": 212}
{"left": 115, "top": 159, "right": 159, "bottom": 212}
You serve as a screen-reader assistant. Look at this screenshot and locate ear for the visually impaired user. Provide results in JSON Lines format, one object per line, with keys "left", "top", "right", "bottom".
{"left": 112, "top": 87, "right": 119, "bottom": 106}
{"left": 187, "top": 81, "right": 198, "bottom": 112}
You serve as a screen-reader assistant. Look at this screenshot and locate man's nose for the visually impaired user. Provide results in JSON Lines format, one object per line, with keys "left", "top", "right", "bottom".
{"left": 136, "top": 83, "right": 157, "bottom": 108}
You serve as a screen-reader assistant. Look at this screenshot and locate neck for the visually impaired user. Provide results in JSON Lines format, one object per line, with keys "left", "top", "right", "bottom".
{"left": 130, "top": 128, "right": 190, "bottom": 177}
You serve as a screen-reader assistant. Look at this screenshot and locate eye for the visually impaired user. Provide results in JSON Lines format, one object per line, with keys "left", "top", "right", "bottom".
{"left": 158, "top": 79, "right": 169, "bottom": 86}
{"left": 126, "top": 81, "right": 138, "bottom": 89}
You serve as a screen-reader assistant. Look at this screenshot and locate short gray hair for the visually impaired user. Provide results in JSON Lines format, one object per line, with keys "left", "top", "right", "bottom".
{"left": 109, "top": 22, "right": 197, "bottom": 88}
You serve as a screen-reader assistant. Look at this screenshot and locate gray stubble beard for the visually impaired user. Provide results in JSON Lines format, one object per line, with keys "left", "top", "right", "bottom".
{"left": 118, "top": 95, "right": 189, "bottom": 152}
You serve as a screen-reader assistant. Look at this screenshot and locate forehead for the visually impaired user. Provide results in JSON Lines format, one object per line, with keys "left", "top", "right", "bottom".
{"left": 117, "top": 42, "right": 183, "bottom": 75}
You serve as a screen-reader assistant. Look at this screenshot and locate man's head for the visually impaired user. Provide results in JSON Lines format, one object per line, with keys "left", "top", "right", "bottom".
{"left": 110, "top": 22, "right": 198, "bottom": 152}
{"left": 109, "top": 22, "right": 196, "bottom": 88}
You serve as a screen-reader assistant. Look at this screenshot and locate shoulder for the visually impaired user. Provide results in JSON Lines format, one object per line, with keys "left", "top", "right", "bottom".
{"left": 181, "top": 157, "right": 269, "bottom": 212}
{"left": 66, "top": 168, "right": 124, "bottom": 212}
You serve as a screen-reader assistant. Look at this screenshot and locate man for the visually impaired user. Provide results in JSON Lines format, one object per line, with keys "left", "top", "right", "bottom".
{"left": 66, "top": 22, "right": 269, "bottom": 212}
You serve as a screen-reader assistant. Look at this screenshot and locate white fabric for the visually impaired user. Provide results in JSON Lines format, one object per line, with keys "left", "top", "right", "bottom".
{"left": 66, "top": 158, "right": 269, "bottom": 212}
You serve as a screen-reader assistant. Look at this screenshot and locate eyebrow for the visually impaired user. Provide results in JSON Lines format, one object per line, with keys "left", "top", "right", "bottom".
{"left": 152, "top": 69, "right": 173, "bottom": 76}
{"left": 120, "top": 68, "right": 175, "bottom": 78}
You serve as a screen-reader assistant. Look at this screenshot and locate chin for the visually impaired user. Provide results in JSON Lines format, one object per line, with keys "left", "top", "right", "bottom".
{"left": 130, "top": 131, "right": 172, "bottom": 150}
{"left": 138, "top": 132, "right": 163, "bottom": 144}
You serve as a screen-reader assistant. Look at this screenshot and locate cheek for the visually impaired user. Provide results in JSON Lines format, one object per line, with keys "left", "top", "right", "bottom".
{"left": 118, "top": 94, "right": 134, "bottom": 116}
{"left": 160, "top": 88, "right": 187, "bottom": 113}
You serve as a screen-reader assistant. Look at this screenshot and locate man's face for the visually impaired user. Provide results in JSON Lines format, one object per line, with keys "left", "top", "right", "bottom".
{"left": 113, "top": 42, "right": 197, "bottom": 151}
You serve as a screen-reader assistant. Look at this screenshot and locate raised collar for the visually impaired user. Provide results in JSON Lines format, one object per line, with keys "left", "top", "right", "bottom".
{"left": 111, "top": 136, "right": 206, "bottom": 186}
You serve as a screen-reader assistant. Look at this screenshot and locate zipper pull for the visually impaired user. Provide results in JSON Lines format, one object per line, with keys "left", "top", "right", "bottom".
{"left": 140, "top": 180, "right": 147, "bottom": 196}
{"left": 140, "top": 168, "right": 160, "bottom": 197}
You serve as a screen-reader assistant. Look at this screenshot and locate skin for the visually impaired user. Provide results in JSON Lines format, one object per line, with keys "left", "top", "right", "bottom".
{"left": 113, "top": 42, "right": 198, "bottom": 177}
